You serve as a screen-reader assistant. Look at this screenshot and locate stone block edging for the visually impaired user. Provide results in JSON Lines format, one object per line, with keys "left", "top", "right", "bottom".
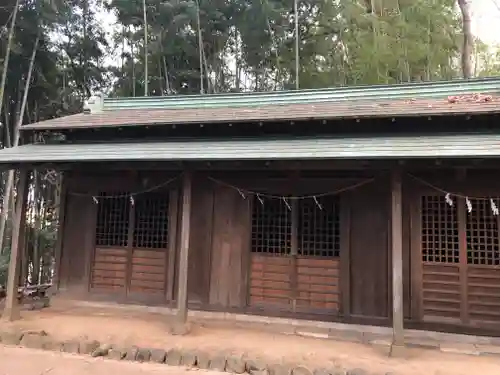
{"left": 0, "top": 329, "right": 392, "bottom": 375}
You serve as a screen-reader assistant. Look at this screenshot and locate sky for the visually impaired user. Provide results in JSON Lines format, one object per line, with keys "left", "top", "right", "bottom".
{"left": 472, "top": 0, "right": 500, "bottom": 45}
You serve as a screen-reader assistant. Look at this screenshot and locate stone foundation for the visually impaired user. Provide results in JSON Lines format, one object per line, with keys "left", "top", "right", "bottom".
{"left": 0, "top": 328, "right": 381, "bottom": 375}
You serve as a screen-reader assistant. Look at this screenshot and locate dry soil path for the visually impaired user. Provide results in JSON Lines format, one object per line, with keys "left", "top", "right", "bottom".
{"left": 0, "top": 345, "right": 226, "bottom": 375}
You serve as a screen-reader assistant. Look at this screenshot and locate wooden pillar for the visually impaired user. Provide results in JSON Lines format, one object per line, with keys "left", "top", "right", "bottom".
{"left": 390, "top": 170, "right": 404, "bottom": 350}
{"left": 176, "top": 171, "right": 192, "bottom": 328}
{"left": 290, "top": 199, "right": 298, "bottom": 312}
{"left": 2, "top": 169, "right": 29, "bottom": 322}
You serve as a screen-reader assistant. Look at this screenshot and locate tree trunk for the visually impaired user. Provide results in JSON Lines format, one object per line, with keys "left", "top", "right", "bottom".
{"left": 51, "top": 173, "right": 62, "bottom": 283}
{"left": 158, "top": 59, "right": 164, "bottom": 95}
{"left": 31, "top": 172, "right": 41, "bottom": 285}
{"left": 2, "top": 98, "right": 10, "bottom": 146}
{"left": 0, "top": 0, "right": 21, "bottom": 127}
{"left": 0, "top": 31, "right": 41, "bottom": 255}
{"left": 458, "top": 0, "right": 473, "bottom": 79}
{"left": 202, "top": 46, "right": 212, "bottom": 93}
{"left": 294, "top": 0, "right": 300, "bottom": 89}
{"left": 143, "top": 0, "right": 149, "bottom": 96}
{"left": 121, "top": 26, "right": 126, "bottom": 73}
{"left": 82, "top": 0, "right": 89, "bottom": 97}
{"left": 131, "top": 28, "right": 136, "bottom": 97}
{"left": 196, "top": 0, "right": 204, "bottom": 94}
{"left": 158, "top": 31, "right": 170, "bottom": 95}
{"left": 234, "top": 29, "right": 241, "bottom": 91}
{"left": 163, "top": 56, "right": 171, "bottom": 94}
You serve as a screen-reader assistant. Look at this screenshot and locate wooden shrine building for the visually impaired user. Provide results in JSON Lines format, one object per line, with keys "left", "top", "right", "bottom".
{"left": 3, "top": 79, "right": 500, "bottom": 346}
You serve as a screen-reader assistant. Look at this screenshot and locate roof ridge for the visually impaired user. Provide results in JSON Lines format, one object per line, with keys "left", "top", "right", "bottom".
{"left": 102, "top": 78, "right": 500, "bottom": 111}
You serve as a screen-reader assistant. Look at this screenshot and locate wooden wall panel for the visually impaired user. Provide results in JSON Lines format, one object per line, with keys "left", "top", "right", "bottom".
{"left": 91, "top": 247, "right": 127, "bottom": 291}
{"left": 60, "top": 172, "right": 176, "bottom": 301}
{"left": 296, "top": 257, "right": 340, "bottom": 311}
{"left": 59, "top": 194, "right": 95, "bottom": 292}
{"left": 349, "top": 179, "right": 390, "bottom": 319}
{"left": 249, "top": 255, "right": 340, "bottom": 312}
{"left": 409, "top": 171, "right": 500, "bottom": 331}
{"left": 467, "top": 266, "right": 500, "bottom": 325}
{"left": 422, "top": 263, "right": 461, "bottom": 323}
{"left": 249, "top": 254, "right": 292, "bottom": 307}
{"left": 209, "top": 184, "right": 251, "bottom": 308}
{"left": 188, "top": 176, "right": 214, "bottom": 304}
{"left": 129, "top": 249, "right": 167, "bottom": 294}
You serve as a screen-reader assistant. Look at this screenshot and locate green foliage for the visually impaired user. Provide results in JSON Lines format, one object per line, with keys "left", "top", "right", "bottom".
{"left": 0, "top": 0, "right": 96, "bottom": 148}
{"left": 475, "top": 40, "right": 500, "bottom": 78}
{"left": 103, "top": 0, "right": 474, "bottom": 94}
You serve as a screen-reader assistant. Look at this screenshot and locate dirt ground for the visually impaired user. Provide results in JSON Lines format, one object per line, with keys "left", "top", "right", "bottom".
{"left": 2, "top": 304, "right": 500, "bottom": 375}
{"left": 0, "top": 345, "right": 227, "bottom": 375}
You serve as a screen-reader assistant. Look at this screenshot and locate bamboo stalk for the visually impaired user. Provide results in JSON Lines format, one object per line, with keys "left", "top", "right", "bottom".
{"left": 0, "top": 31, "right": 41, "bottom": 255}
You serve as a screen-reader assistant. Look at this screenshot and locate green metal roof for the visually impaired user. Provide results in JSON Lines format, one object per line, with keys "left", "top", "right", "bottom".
{"left": 103, "top": 78, "right": 500, "bottom": 110}
{"left": 1, "top": 134, "right": 500, "bottom": 165}
{"left": 20, "top": 77, "right": 500, "bottom": 131}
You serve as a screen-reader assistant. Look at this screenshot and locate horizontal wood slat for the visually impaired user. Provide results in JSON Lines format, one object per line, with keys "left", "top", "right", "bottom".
{"left": 468, "top": 266, "right": 500, "bottom": 324}
{"left": 249, "top": 254, "right": 340, "bottom": 312}
{"left": 422, "top": 263, "right": 461, "bottom": 323}
{"left": 249, "top": 254, "right": 292, "bottom": 307}
{"left": 91, "top": 247, "right": 128, "bottom": 291}
{"left": 90, "top": 190, "right": 173, "bottom": 300}
{"left": 91, "top": 247, "right": 168, "bottom": 295}
{"left": 129, "top": 249, "right": 167, "bottom": 294}
{"left": 296, "top": 256, "right": 339, "bottom": 311}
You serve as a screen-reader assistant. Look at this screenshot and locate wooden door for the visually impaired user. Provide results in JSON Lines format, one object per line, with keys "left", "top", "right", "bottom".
{"left": 90, "top": 190, "right": 174, "bottom": 301}
{"left": 248, "top": 196, "right": 341, "bottom": 315}
{"left": 418, "top": 195, "right": 500, "bottom": 328}
{"left": 91, "top": 192, "right": 130, "bottom": 293}
{"left": 128, "top": 193, "right": 170, "bottom": 298}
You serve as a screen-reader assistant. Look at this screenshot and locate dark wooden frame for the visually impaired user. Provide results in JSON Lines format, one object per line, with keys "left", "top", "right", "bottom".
{"left": 245, "top": 178, "right": 349, "bottom": 317}
{"left": 339, "top": 194, "right": 351, "bottom": 317}
{"left": 58, "top": 172, "right": 182, "bottom": 303}
{"left": 53, "top": 169, "right": 395, "bottom": 325}
{"left": 44, "top": 164, "right": 500, "bottom": 341}
{"left": 408, "top": 173, "right": 500, "bottom": 333}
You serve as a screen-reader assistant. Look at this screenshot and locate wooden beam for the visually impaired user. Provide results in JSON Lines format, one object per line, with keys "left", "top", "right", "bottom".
{"left": 390, "top": 170, "right": 405, "bottom": 351}
{"left": 175, "top": 171, "right": 192, "bottom": 329}
{"left": 340, "top": 194, "right": 351, "bottom": 318}
{"left": 166, "top": 189, "right": 179, "bottom": 302}
{"left": 290, "top": 199, "right": 298, "bottom": 312}
{"left": 2, "top": 169, "right": 29, "bottom": 321}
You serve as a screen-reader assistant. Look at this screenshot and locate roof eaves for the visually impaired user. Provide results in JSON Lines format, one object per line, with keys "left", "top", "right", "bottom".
{"left": 2, "top": 133, "right": 500, "bottom": 164}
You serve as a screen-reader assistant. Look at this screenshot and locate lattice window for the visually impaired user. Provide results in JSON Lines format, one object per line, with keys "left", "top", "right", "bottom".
{"left": 95, "top": 192, "right": 130, "bottom": 247}
{"left": 466, "top": 198, "right": 500, "bottom": 265}
{"left": 298, "top": 196, "right": 340, "bottom": 257}
{"left": 251, "top": 198, "right": 291, "bottom": 255}
{"left": 421, "top": 195, "right": 459, "bottom": 263}
{"left": 133, "top": 193, "right": 170, "bottom": 249}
